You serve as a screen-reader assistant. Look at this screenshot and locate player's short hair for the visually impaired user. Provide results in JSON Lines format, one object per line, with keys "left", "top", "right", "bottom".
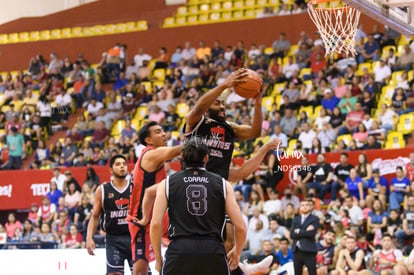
{"left": 109, "top": 154, "right": 126, "bottom": 168}
{"left": 138, "top": 121, "right": 158, "bottom": 146}
{"left": 182, "top": 137, "right": 209, "bottom": 168}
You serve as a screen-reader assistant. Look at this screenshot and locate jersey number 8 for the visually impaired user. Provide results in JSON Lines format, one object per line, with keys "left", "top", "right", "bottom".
{"left": 186, "top": 185, "right": 207, "bottom": 216}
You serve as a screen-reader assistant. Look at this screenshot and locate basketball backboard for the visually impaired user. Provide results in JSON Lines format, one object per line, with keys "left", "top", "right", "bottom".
{"left": 341, "top": 0, "right": 414, "bottom": 35}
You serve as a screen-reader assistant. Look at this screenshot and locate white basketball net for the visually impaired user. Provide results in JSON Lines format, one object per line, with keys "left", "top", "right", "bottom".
{"left": 308, "top": 2, "right": 361, "bottom": 57}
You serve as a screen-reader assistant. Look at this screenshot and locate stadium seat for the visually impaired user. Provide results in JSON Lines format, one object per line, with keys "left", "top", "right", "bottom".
{"left": 125, "top": 22, "right": 137, "bottom": 32}
{"left": 163, "top": 17, "right": 175, "bottom": 28}
{"left": 381, "top": 45, "right": 396, "bottom": 59}
{"left": 337, "top": 134, "right": 352, "bottom": 146}
{"left": 175, "top": 16, "right": 186, "bottom": 25}
{"left": 385, "top": 131, "right": 406, "bottom": 149}
{"left": 211, "top": 2, "right": 221, "bottom": 11}
{"left": 176, "top": 103, "right": 190, "bottom": 118}
{"left": 288, "top": 138, "right": 297, "bottom": 151}
{"left": 0, "top": 34, "right": 8, "bottom": 44}
{"left": 61, "top": 28, "right": 72, "bottom": 38}
{"left": 135, "top": 106, "right": 149, "bottom": 119}
{"left": 381, "top": 85, "right": 395, "bottom": 100}
{"left": 153, "top": 69, "right": 166, "bottom": 81}
{"left": 0, "top": 129, "right": 5, "bottom": 136}
{"left": 131, "top": 118, "right": 144, "bottom": 130}
{"left": 233, "top": 10, "right": 244, "bottom": 19}
{"left": 222, "top": 1, "right": 233, "bottom": 10}
{"left": 199, "top": 3, "right": 210, "bottom": 13}
{"left": 137, "top": 21, "right": 148, "bottom": 30}
{"left": 272, "top": 82, "right": 286, "bottom": 96}
{"left": 8, "top": 33, "right": 19, "bottom": 43}
{"left": 188, "top": 5, "right": 198, "bottom": 14}
{"left": 253, "top": 136, "right": 270, "bottom": 147}
{"left": 262, "top": 96, "right": 275, "bottom": 112}
{"left": 50, "top": 29, "right": 61, "bottom": 39}
{"left": 111, "top": 120, "right": 126, "bottom": 136}
{"left": 199, "top": 14, "right": 209, "bottom": 23}
{"left": 71, "top": 27, "right": 83, "bottom": 37}
{"left": 176, "top": 6, "right": 187, "bottom": 16}
{"left": 234, "top": 0, "right": 244, "bottom": 9}
{"left": 187, "top": 15, "right": 198, "bottom": 25}
{"left": 390, "top": 71, "right": 404, "bottom": 86}
{"left": 153, "top": 81, "right": 164, "bottom": 89}
{"left": 39, "top": 30, "right": 51, "bottom": 40}
{"left": 82, "top": 27, "right": 95, "bottom": 37}
{"left": 299, "top": 106, "right": 314, "bottom": 120}
{"left": 245, "top": 9, "right": 256, "bottom": 18}
{"left": 115, "top": 23, "right": 126, "bottom": 33}
{"left": 256, "top": 0, "right": 267, "bottom": 6}
{"left": 314, "top": 105, "right": 322, "bottom": 118}
{"left": 299, "top": 68, "right": 312, "bottom": 79}
{"left": 103, "top": 24, "right": 115, "bottom": 34}
{"left": 210, "top": 12, "right": 221, "bottom": 22}
{"left": 397, "top": 113, "right": 414, "bottom": 134}
{"left": 222, "top": 11, "right": 233, "bottom": 21}
{"left": 398, "top": 35, "right": 410, "bottom": 45}
{"left": 288, "top": 44, "right": 299, "bottom": 56}
{"left": 275, "top": 95, "right": 282, "bottom": 108}
{"left": 140, "top": 81, "right": 152, "bottom": 92}
{"left": 93, "top": 25, "right": 105, "bottom": 35}
{"left": 18, "top": 32, "right": 29, "bottom": 42}
{"left": 171, "top": 131, "right": 180, "bottom": 140}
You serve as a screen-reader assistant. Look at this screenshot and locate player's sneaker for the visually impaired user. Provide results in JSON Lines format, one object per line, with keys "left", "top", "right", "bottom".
{"left": 238, "top": 255, "right": 273, "bottom": 275}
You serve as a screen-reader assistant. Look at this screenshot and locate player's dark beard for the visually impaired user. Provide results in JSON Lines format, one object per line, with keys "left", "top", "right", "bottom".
{"left": 208, "top": 108, "right": 225, "bottom": 123}
{"left": 113, "top": 173, "right": 127, "bottom": 179}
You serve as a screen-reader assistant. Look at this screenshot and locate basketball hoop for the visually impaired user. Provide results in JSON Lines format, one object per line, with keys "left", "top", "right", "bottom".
{"left": 307, "top": 0, "right": 361, "bottom": 57}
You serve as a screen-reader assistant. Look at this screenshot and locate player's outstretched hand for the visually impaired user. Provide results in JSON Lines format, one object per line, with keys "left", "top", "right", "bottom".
{"left": 86, "top": 238, "right": 96, "bottom": 256}
{"left": 155, "top": 259, "right": 163, "bottom": 272}
{"left": 227, "top": 247, "right": 240, "bottom": 271}
{"left": 264, "top": 138, "right": 282, "bottom": 151}
{"left": 222, "top": 68, "right": 248, "bottom": 88}
{"left": 127, "top": 215, "right": 149, "bottom": 227}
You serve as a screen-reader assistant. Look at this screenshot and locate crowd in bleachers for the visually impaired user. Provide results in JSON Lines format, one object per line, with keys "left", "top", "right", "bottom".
{"left": 1, "top": 15, "right": 414, "bottom": 274}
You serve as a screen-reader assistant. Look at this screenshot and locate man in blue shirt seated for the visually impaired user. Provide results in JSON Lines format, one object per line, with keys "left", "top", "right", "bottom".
{"left": 389, "top": 166, "right": 410, "bottom": 211}
{"left": 321, "top": 89, "right": 340, "bottom": 115}
{"left": 366, "top": 168, "right": 388, "bottom": 209}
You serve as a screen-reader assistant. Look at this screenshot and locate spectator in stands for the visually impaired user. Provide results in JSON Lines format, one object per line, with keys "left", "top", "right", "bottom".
{"left": 354, "top": 153, "right": 372, "bottom": 188}
{"left": 345, "top": 168, "right": 365, "bottom": 206}
{"left": 405, "top": 153, "right": 414, "bottom": 182}
{"left": 358, "top": 34, "right": 380, "bottom": 64}
{"left": 60, "top": 137, "right": 77, "bottom": 166}
{"left": 51, "top": 167, "right": 65, "bottom": 192}
{"left": 282, "top": 56, "right": 299, "bottom": 80}
{"left": 338, "top": 89, "right": 357, "bottom": 115}
{"left": 119, "top": 93, "right": 136, "bottom": 119}
{"left": 362, "top": 135, "right": 381, "bottom": 150}
{"left": 307, "top": 153, "right": 336, "bottom": 200}
{"left": 53, "top": 209, "right": 72, "bottom": 240}
{"left": 322, "top": 88, "right": 340, "bottom": 115}
{"left": 394, "top": 45, "right": 414, "bottom": 71}
{"left": 263, "top": 188, "right": 282, "bottom": 218}
{"left": 271, "top": 32, "right": 291, "bottom": 61}
{"left": 133, "top": 48, "right": 152, "bottom": 68}
{"left": 22, "top": 219, "right": 37, "bottom": 243}
{"left": 62, "top": 224, "right": 83, "bottom": 249}
{"left": 79, "top": 140, "right": 93, "bottom": 161}
{"left": 63, "top": 170, "right": 81, "bottom": 192}
{"left": 6, "top": 126, "right": 25, "bottom": 170}
{"left": 270, "top": 125, "right": 288, "bottom": 148}
{"left": 374, "top": 58, "right": 392, "bottom": 85}
{"left": 73, "top": 153, "right": 87, "bottom": 167}
{"left": 245, "top": 218, "right": 267, "bottom": 257}
{"left": 91, "top": 121, "right": 110, "bottom": 148}
{"left": 389, "top": 166, "right": 410, "bottom": 211}
{"left": 378, "top": 103, "right": 398, "bottom": 131}
{"left": 366, "top": 169, "right": 388, "bottom": 208}
{"left": 295, "top": 156, "right": 313, "bottom": 197}
{"left": 280, "top": 186, "right": 300, "bottom": 215}
{"left": 244, "top": 189, "right": 264, "bottom": 218}
{"left": 46, "top": 180, "right": 62, "bottom": 207}
{"left": 280, "top": 108, "right": 298, "bottom": 138}
{"left": 74, "top": 194, "right": 92, "bottom": 239}
{"left": 298, "top": 122, "right": 316, "bottom": 151}
{"left": 64, "top": 181, "right": 81, "bottom": 218}
{"left": 5, "top": 212, "right": 23, "bottom": 239}
{"left": 36, "top": 223, "right": 56, "bottom": 248}
{"left": 332, "top": 234, "right": 369, "bottom": 275}
{"left": 36, "top": 196, "right": 56, "bottom": 227}
{"left": 338, "top": 102, "right": 365, "bottom": 135}
{"left": 366, "top": 199, "right": 387, "bottom": 244}
{"left": 392, "top": 87, "right": 407, "bottom": 114}
{"left": 395, "top": 195, "right": 414, "bottom": 248}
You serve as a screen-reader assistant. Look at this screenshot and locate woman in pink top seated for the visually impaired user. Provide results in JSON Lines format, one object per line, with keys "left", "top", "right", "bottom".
{"left": 352, "top": 123, "right": 368, "bottom": 148}
{"left": 5, "top": 212, "right": 22, "bottom": 239}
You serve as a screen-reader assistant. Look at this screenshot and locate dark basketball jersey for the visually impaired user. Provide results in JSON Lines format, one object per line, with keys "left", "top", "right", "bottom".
{"left": 316, "top": 242, "right": 335, "bottom": 267}
{"left": 101, "top": 179, "right": 132, "bottom": 235}
{"left": 184, "top": 116, "right": 235, "bottom": 179}
{"left": 130, "top": 146, "right": 166, "bottom": 220}
{"left": 166, "top": 168, "right": 227, "bottom": 240}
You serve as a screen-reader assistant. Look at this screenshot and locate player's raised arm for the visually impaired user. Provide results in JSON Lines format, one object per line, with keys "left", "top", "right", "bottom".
{"left": 150, "top": 181, "right": 168, "bottom": 272}
{"left": 225, "top": 181, "right": 247, "bottom": 270}
{"left": 185, "top": 68, "right": 248, "bottom": 131}
{"left": 141, "top": 145, "right": 183, "bottom": 172}
{"left": 228, "top": 138, "right": 281, "bottom": 182}
{"left": 86, "top": 185, "right": 103, "bottom": 256}
{"left": 229, "top": 90, "right": 263, "bottom": 140}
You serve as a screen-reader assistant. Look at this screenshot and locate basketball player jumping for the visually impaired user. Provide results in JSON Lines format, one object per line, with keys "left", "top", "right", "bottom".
{"left": 86, "top": 154, "right": 133, "bottom": 275}
{"left": 150, "top": 138, "right": 247, "bottom": 274}
{"left": 127, "top": 121, "right": 183, "bottom": 275}
{"left": 184, "top": 67, "right": 264, "bottom": 181}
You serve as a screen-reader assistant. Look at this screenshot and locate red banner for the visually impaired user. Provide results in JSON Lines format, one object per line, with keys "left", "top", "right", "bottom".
{"left": 0, "top": 148, "right": 411, "bottom": 210}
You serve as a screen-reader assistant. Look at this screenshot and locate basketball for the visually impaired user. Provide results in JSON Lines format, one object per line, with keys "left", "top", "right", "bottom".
{"left": 234, "top": 69, "right": 263, "bottom": 98}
